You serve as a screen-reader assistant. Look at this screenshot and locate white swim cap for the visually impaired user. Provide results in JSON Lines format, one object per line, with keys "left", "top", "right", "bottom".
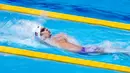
{"left": 35, "top": 25, "right": 46, "bottom": 40}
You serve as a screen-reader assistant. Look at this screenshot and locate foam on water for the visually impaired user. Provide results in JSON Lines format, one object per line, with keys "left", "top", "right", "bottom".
{"left": 98, "top": 41, "right": 130, "bottom": 55}
{"left": 0, "top": 19, "right": 48, "bottom": 48}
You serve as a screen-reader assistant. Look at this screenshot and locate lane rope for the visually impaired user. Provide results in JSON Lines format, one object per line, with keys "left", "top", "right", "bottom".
{"left": 0, "top": 4, "right": 130, "bottom": 30}
{"left": 0, "top": 46, "right": 130, "bottom": 72}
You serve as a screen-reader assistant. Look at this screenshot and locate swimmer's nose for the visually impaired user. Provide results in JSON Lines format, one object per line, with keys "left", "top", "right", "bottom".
{"left": 35, "top": 32, "right": 38, "bottom": 36}
{"left": 37, "top": 26, "right": 39, "bottom": 28}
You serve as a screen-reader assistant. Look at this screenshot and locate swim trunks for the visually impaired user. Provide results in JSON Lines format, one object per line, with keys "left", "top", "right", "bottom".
{"left": 78, "top": 46, "right": 102, "bottom": 54}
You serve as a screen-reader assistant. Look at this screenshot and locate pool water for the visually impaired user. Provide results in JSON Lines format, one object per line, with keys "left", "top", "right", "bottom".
{"left": 0, "top": 0, "right": 130, "bottom": 73}
{"left": 1, "top": 0, "right": 130, "bottom": 23}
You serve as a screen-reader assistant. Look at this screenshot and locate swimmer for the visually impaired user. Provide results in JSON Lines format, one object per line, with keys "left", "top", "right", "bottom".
{"left": 35, "top": 25, "right": 104, "bottom": 54}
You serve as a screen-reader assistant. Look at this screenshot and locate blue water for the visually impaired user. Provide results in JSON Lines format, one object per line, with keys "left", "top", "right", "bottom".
{"left": 0, "top": 0, "right": 130, "bottom": 73}
{"left": 0, "top": 0, "right": 130, "bottom": 23}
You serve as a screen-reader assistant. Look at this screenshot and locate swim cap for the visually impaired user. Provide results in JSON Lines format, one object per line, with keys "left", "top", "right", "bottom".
{"left": 35, "top": 25, "right": 46, "bottom": 40}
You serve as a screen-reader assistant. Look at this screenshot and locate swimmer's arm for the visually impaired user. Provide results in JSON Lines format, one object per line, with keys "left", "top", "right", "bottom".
{"left": 54, "top": 33, "right": 68, "bottom": 39}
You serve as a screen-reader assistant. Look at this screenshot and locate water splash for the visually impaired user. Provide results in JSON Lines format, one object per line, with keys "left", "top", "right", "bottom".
{"left": 0, "top": 19, "right": 48, "bottom": 48}
{"left": 98, "top": 41, "right": 130, "bottom": 55}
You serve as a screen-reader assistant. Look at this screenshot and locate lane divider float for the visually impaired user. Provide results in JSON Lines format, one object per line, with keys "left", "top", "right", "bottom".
{"left": 0, "top": 4, "right": 130, "bottom": 30}
{"left": 0, "top": 46, "right": 130, "bottom": 72}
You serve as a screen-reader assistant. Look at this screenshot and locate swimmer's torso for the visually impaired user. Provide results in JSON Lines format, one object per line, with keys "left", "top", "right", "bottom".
{"left": 50, "top": 34, "right": 82, "bottom": 52}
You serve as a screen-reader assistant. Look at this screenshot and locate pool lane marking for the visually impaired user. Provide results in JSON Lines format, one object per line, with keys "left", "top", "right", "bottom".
{"left": 0, "top": 4, "right": 130, "bottom": 30}
{"left": 0, "top": 46, "right": 130, "bottom": 72}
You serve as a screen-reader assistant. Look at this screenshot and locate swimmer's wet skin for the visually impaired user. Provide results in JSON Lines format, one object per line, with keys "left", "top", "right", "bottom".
{"left": 35, "top": 25, "right": 104, "bottom": 54}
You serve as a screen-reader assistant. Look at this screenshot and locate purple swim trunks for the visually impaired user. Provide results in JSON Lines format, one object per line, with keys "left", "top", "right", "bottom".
{"left": 78, "top": 46, "right": 102, "bottom": 54}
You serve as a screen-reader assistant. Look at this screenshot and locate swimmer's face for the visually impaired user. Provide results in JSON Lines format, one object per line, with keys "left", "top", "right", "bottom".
{"left": 40, "top": 28, "right": 51, "bottom": 39}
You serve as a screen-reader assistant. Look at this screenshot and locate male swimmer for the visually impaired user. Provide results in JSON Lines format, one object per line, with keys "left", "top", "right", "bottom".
{"left": 35, "top": 25, "right": 130, "bottom": 55}
{"left": 35, "top": 25, "right": 104, "bottom": 54}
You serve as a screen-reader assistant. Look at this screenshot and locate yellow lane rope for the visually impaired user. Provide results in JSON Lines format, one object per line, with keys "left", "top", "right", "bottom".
{"left": 0, "top": 46, "right": 130, "bottom": 72}
{"left": 0, "top": 4, "right": 130, "bottom": 30}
